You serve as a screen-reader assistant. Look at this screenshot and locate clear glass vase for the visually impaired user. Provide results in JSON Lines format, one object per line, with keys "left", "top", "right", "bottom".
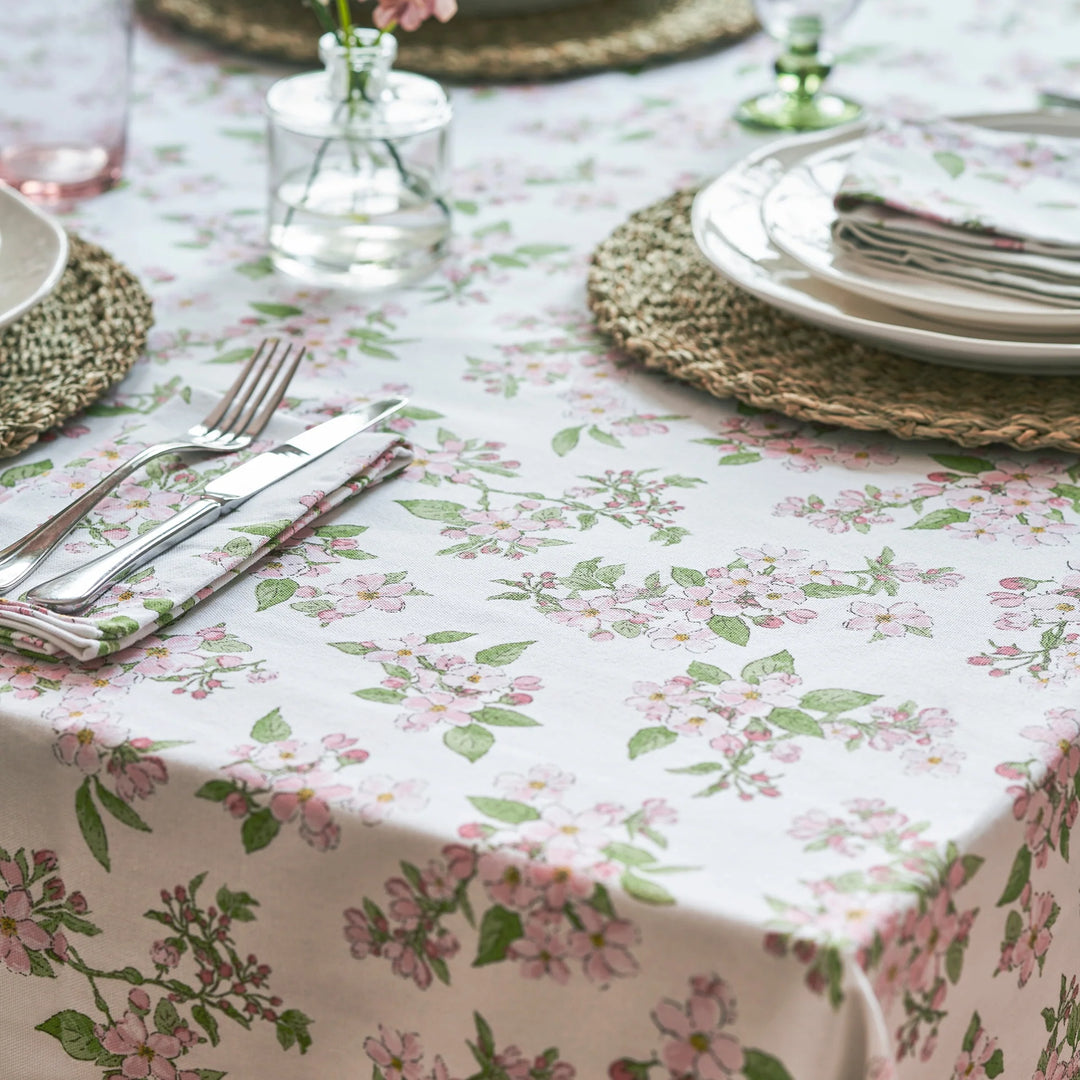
{"left": 266, "top": 30, "right": 452, "bottom": 289}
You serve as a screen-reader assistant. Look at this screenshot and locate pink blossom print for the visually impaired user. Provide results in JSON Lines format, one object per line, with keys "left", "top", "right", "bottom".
{"left": 775, "top": 453, "right": 1080, "bottom": 546}
{"left": 337, "top": 630, "right": 545, "bottom": 761}
{"left": 624, "top": 650, "right": 960, "bottom": 798}
{"left": 969, "top": 572, "right": 1080, "bottom": 687}
{"left": 342, "top": 773, "right": 685, "bottom": 991}
{"left": 492, "top": 548, "right": 956, "bottom": 650}
{"left": 610, "top": 974, "right": 794, "bottom": 1080}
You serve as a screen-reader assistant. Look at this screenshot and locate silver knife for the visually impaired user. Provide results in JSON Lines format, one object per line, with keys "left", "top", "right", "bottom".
{"left": 26, "top": 397, "right": 407, "bottom": 615}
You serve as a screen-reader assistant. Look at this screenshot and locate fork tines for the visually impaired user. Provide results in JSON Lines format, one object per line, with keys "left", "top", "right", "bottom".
{"left": 201, "top": 338, "right": 306, "bottom": 440}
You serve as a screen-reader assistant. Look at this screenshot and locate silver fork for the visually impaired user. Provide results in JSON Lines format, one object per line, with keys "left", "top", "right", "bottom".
{"left": 0, "top": 337, "right": 306, "bottom": 595}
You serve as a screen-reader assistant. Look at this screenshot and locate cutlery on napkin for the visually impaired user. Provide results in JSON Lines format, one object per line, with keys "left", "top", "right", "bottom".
{"left": 0, "top": 390, "right": 413, "bottom": 662}
{"left": 831, "top": 117, "right": 1080, "bottom": 306}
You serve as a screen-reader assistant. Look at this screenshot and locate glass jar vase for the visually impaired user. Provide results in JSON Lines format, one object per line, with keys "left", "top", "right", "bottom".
{"left": 266, "top": 30, "right": 452, "bottom": 289}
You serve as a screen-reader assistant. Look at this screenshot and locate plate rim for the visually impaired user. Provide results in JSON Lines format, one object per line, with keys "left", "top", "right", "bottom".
{"left": 690, "top": 109, "right": 1080, "bottom": 373}
{"left": 0, "top": 184, "right": 69, "bottom": 331}
{"left": 761, "top": 141, "right": 1080, "bottom": 331}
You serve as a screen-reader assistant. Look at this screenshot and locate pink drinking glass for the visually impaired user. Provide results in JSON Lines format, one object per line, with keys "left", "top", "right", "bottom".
{"left": 0, "top": 0, "right": 134, "bottom": 203}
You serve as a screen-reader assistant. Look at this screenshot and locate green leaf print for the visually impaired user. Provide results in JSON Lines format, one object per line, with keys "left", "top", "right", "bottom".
{"left": 35, "top": 1010, "right": 103, "bottom": 1061}
{"left": 242, "top": 808, "right": 281, "bottom": 853}
{"left": 231, "top": 519, "right": 292, "bottom": 537}
{"left": 628, "top": 726, "right": 678, "bottom": 759}
{"left": 961, "top": 1012, "right": 981, "bottom": 1054}
{"left": 75, "top": 778, "right": 110, "bottom": 871}
{"left": 933, "top": 150, "right": 966, "bottom": 178}
{"left": 467, "top": 797, "right": 540, "bottom": 824}
{"left": 255, "top": 578, "right": 297, "bottom": 611}
{"left": 474, "top": 641, "right": 535, "bottom": 666}
{"left": 354, "top": 688, "right": 407, "bottom": 704}
{"left": 0, "top": 459, "right": 52, "bottom": 487}
{"left": 154, "top": 998, "right": 181, "bottom": 1036}
{"left": 707, "top": 614, "right": 750, "bottom": 647}
{"left": 328, "top": 641, "right": 377, "bottom": 655}
{"left": 93, "top": 776, "right": 151, "bottom": 832}
{"left": 717, "top": 451, "right": 762, "bottom": 465}
{"left": 997, "top": 846, "right": 1032, "bottom": 905}
{"left": 207, "top": 347, "right": 254, "bottom": 365}
{"left": 473, "top": 905, "right": 524, "bottom": 966}
{"left": 767, "top": 708, "right": 825, "bottom": 738}
{"left": 800, "top": 583, "right": 863, "bottom": 599}
{"left": 930, "top": 453, "right": 994, "bottom": 474}
{"left": 742, "top": 1049, "right": 795, "bottom": 1080}
{"left": 620, "top": 871, "right": 674, "bottom": 905}
{"left": 222, "top": 537, "right": 254, "bottom": 559}
{"left": 397, "top": 499, "right": 469, "bottom": 525}
{"left": 906, "top": 508, "right": 970, "bottom": 530}
{"left": 471, "top": 706, "right": 540, "bottom": 727}
{"left": 603, "top": 842, "right": 657, "bottom": 867}
{"left": 985, "top": 1051, "right": 1005, "bottom": 1078}
{"left": 444, "top": 724, "right": 495, "bottom": 762}
{"left": 275, "top": 1009, "right": 313, "bottom": 1055}
{"left": 251, "top": 708, "right": 291, "bottom": 743}
{"left": 216, "top": 885, "right": 259, "bottom": 921}
{"left": 671, "top": 567, "right": 706, "bottom": 588}
{"left": 686, "top": 661, "right": 731, "bottom": 685}
{"left": 1004, "top": 909, "right": 1023, "bottom": 945}
{"left": 250, "top": 302, "right": 303, "bottom": 318}
{"left": 799, "top": 689, "right": 880, "bottom": 713}
{"left": 425, "top": 631, "right": 477, "bottom": 644}
{"left": 741, "top": 650, "right": 796, "bottom": 684}
{"left": 588, "top": 425, "right": 623, "bottom": 449}
{"left": 192, "top": 1003, "right": 220, "bottom": 1047}
{"left": 945, "top": 938, "right": 965, "bottom": 984}
{"left": 97, "top": 615, "right": 141, "bottom": 640}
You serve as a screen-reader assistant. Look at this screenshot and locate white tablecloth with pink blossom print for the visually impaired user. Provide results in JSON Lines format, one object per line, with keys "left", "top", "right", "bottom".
{"left": 4, "top": 4, "right": 1080, "bottom": 1080}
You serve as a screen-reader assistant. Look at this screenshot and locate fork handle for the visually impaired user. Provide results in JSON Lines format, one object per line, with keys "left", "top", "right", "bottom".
{"left": 26, "top": 496, "right": 227, "bottom": 615}
{"left": 0, "top": 439, "right": 196, "bottom": 595}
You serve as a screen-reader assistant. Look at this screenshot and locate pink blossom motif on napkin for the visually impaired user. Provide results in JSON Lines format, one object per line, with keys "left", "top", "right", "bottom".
{"left": 835, "top": 118, "right": 1080, "bottom": 246}
{"left": 832, "top": 118, "right": 1080, "bottom": 306}
{"left": 0, "top": 392, "right": 413, "bottom": 663}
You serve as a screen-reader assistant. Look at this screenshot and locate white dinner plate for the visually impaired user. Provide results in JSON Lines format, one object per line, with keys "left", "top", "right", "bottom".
{"left": 761, "top": 144, "right": 1080, "bottom": 333}
{"left": 0, "top": 184, "right": 68, "bottom": 332}
{"left": 691, "top": 110, "right": 1080, "bottom": 375}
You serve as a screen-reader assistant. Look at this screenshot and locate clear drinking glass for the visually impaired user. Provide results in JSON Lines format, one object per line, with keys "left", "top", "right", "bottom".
{"left": 266, "top": 31, "right": 452, "bottom": 290}
{"left": 736, "top": 0, "right": 864, "bottom": 132}
{"left": 0, "top": 0, "right": 134, "bottom": 203}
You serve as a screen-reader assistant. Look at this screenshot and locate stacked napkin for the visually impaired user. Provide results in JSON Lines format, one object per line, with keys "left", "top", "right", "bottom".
{"left": 0, "top": 390, "right": 411, "bottom": 661}
{"left": 833, "top": 117, "right": 1080, "bottom": 306}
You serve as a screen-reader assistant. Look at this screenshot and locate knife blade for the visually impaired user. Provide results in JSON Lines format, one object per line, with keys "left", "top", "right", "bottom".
{"left": 26, "top": 397, "right": 407, "bottom": 615}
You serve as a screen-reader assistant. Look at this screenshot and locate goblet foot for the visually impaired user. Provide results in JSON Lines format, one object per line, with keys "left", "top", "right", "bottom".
{"left": 735, "top": 88, "right": 863, "bottom": 132}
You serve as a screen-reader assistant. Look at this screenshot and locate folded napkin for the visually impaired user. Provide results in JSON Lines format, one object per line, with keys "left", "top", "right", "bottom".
{"left": 0, "top": 390, "right": 411, "bottom": 662}
{"left": 833, "top": 117, "right": 1080, "bottom": 306}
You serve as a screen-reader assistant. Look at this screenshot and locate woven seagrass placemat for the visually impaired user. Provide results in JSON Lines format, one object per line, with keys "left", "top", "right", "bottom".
{"left": 141, "top": 0, "right": 756, "bottom": 80}
{"left": 0, "top": 234, "right": 153, "bottom": 459}
{"left": 587, "top": 188, "right": 1080, "bottom": 453}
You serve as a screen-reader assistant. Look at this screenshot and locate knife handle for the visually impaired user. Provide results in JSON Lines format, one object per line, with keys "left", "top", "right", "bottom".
{"left": 26, "top": 497, "right": 227, "bottom": 615}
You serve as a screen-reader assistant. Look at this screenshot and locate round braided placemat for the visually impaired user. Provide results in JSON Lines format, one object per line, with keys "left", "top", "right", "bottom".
{"left": 141, "top": 0, "right": 756, "bottom": 81}
{"left": 587, "top": 189, "right": 1080, "bottom": 453}
{"left": 0, "top": 234, "right": 153, "bottom": 459}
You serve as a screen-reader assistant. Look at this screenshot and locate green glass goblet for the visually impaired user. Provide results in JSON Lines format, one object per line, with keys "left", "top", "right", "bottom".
{"left": 736, "top": 0, "right": 864, "bottom": 132}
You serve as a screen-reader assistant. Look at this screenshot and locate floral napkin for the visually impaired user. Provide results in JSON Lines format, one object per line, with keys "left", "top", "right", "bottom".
{"left": 0, "top": 390, "right": 412, "bottom": 662}
{"left": 833, "top": 117, "right": 1080, "bottom": 305}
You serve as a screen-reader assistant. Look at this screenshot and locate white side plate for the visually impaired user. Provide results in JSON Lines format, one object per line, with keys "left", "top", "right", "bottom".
{"left": 691, "top": 110, "right": 1080, "bottom": 375}
{"left": 0, "top": 184, "right": 68, "bottom": 332}
{"left": 762, "top": 144, "right": 1080, "bottom": 333}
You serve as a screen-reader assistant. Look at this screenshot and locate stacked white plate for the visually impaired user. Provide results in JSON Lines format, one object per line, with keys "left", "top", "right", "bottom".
{"left": 690, "top": 110, "right": 1080, "bottom": 375}
{"left": 0, "top": 186, "right": 67, "bottom": 332}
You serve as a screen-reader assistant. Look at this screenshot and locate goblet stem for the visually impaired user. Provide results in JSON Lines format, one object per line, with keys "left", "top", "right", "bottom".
{"left": 735, "top": 10, "right": 863, "bottom": 132}
{"left": 775, "top": 38, "right": 832, "bottom": 101}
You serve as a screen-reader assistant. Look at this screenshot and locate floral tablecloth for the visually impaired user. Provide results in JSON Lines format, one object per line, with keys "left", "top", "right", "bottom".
{"left": 3, "top": 3, "right": 1080, "bottom": 1079}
